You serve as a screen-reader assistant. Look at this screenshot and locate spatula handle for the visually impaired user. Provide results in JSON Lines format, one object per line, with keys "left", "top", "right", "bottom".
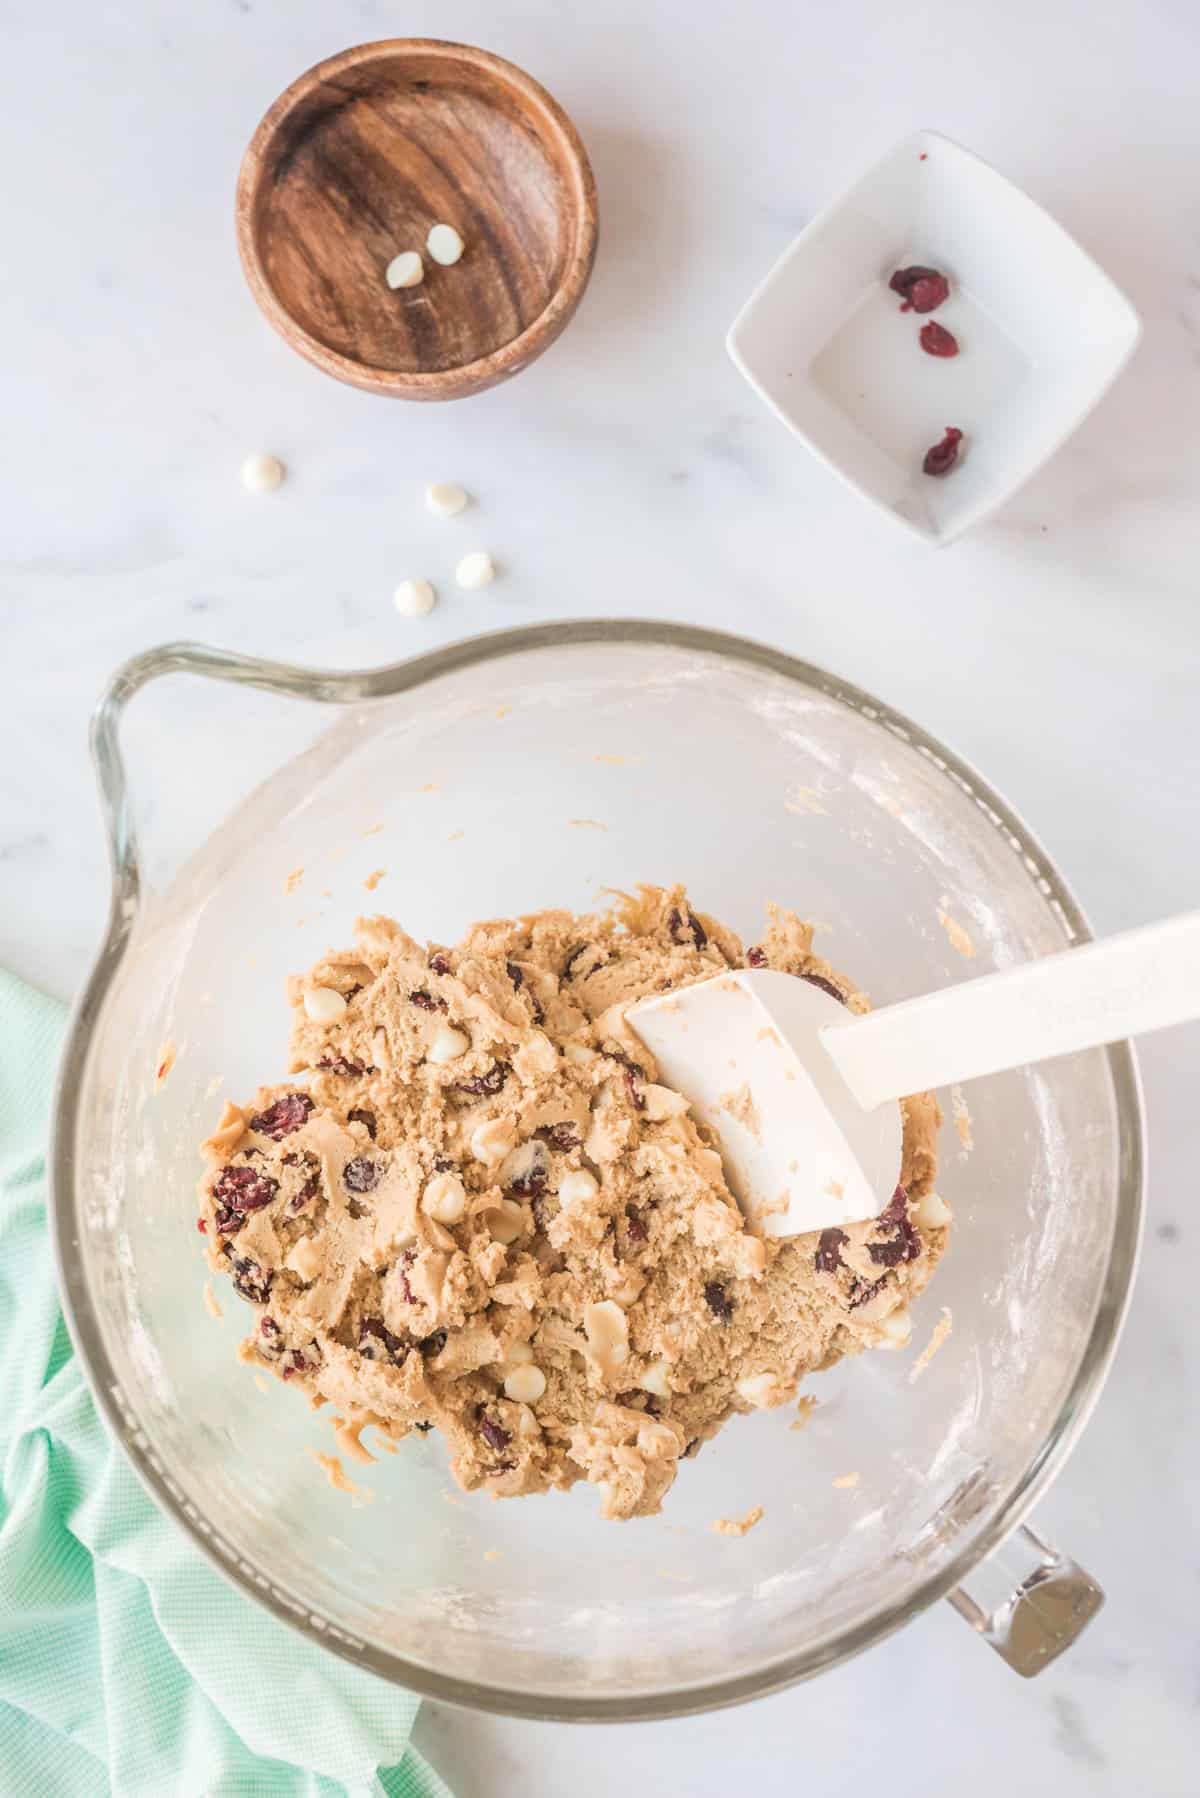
{"left": 822, "top": 910, "right": 1200, "bottom": 1110}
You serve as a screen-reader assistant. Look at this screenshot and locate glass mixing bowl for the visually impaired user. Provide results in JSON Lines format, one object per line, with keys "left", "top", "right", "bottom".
{"left": 51, "top": 622, "right": 1142, "bottom": 1718}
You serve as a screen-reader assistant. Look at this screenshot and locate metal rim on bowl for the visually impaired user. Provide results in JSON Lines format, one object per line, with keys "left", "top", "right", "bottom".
{"left": 50, "top": 620, "right": 1145, "bottom": 1720}
{"left": 235, "top": 39, "right": 599, "bottom": 399}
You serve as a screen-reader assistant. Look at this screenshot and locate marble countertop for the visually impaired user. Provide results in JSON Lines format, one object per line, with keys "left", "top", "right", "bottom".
{"left": 2, "top": 1, "right": 1196, "bottom": 1791}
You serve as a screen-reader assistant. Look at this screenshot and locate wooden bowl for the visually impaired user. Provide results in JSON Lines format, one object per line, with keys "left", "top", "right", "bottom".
{"left": 235, "top": 40, "right": 598, "bottom": 400}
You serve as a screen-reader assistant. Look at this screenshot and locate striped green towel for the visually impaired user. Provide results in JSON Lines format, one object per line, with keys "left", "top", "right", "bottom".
{"left": 0, "top": 971, "right": 453, "bottom": 1798}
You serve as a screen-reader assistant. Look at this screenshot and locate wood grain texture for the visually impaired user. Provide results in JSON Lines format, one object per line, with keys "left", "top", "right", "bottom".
{"left": 236, "top": 40, "right": 598, "bottom": 400}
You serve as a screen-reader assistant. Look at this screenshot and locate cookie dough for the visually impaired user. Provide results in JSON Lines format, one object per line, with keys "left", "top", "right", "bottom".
{"left": 197, "top": 885, "right": 945, "bottom": 1520}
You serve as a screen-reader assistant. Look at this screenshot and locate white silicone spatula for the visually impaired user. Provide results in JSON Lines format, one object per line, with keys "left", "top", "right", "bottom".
{"left": 629, "top": 910, "right": 1200, "bottom": 1239}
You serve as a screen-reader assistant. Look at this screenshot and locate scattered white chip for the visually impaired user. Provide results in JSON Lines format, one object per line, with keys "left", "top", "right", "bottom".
{"left": 386, "top": 251, "right": 424, "bottom": 290}
{"left": 456, "top": 550, "right": 496, "bottom": 591}
{"left": 303, "top": 986, "right": 347, "bottom": 1024}
{"left": 504, "top": 1363, "right": 546, "bottom": 1404}
{"left": 425, "top": 481, "right": 469, "bottom": 518}
{"left": 241, "top": 453, "right": 284, "bottom": 493}
{"left": 426, "top": 223, "right": 465, "bottom": 265}
{"left": 428, "top": 1025, "right": 470, "bottom": 1064}
{"left": 393, "top": 578, "right": 436, "bottom": 618}
{"left": 559, "top": 1169, "right": 599, "bottom": 1207}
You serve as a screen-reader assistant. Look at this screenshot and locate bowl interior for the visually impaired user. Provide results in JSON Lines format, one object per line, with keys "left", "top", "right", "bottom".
{"left": 65, "top": 634, "right": 1135, "bottom": 1715}
{"left": 241, "top": 42, "right": 586, "bottom": 379}
{"left": 728, "top": 131, "right": 1140, "bottom": 543}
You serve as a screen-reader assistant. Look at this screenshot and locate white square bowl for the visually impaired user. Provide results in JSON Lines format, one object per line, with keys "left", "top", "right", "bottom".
{"left": 727, "top": 130, "right": 1141, "bottom": 545}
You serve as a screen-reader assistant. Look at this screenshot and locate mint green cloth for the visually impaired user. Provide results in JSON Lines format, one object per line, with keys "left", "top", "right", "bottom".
{"left": 0, "top": 971, "right": 453, "bottom": 1798}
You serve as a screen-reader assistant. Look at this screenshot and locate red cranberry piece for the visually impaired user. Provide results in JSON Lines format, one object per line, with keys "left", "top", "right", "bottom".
{"left": 889, "top": 266, "right": 949, "bottom": 312}
{"left": 260, "top": 1314, "right": 280, "bottom": 1338}
{"left": 227, "top": 1252, "right": 272, "bottom": 1305}
{"left": 541, "top": 1123, "right": 581, "bottom": 1152}
{"left": 508, "top": 1142, "right": 549, "bottom": 1198}
{"left": 348, "top": 1107, "right": 376, "bottom": 1140}
{"left": 625, "top": 1207, "right": 648, "bottom": 1243}
{"left": 803, "top": 972, "right": 846, "bottom": 1005}
{"left": 746, "top": 946, "right": 768, "bottom": 968}
{"left": 428, "top": 953, "right": 451, "bottom": 977}
{"left": 359, "top": 1315, "right": 406, "bottom": 1362}
{"left": 410, "top": 989, "right": 447, "bottom": 1013}
{"left": 815, "top": 1228, "right": 847, "bottom": 1274}
{"left": 703, "top": 1281, "right": 733, "bottom": 1322}
{"left": 919, "top": 321, "right": 959, "bottom": 358}
{"left": 248, "top": 1092, "right": 313, "bottom": 1141}
{"left": 506, "top": 960, "right": 524, "bottom": 989}
{"left": 849, "top": 1273, "right": 889, "bottom": 1310}
{"left": 455, "top": 1062, "right": 509, "bottom": 1098}
{"left": 432, "top": 1155, "right": 455, "bottom": 1173}
{"left": 344, "top": 1157, "right": 381, "bottom": 1194}
{"left": 395, "top": 1247, "right": 417, "bottom": 1305}
{"left": 477, "top": 1407, "right": 513, "bottom": 1454}
{"left": 280, "top": 1350, "right": 309, "bottom": 1381}
{"left": 318, "top": 1054, "right": 367, "bottom": 1077}
{"left": 667, "top": 906, "right": 708, "bottom": 951}
{"left": 608, "top": 1051, "right": 647, "bottom": 1111}
{"left": 196, "top": 1216, "right": 207, "bottom": 1234}
{"left": 212, "top": 1163, "right": 279, "bottom": 1214}
{"left": 869, "top": 1184, "right": 922, "bottom": 1266}
{"left": 214, "top": 1204, "right": 243, "bottom": 1235}
{"left": 923, "top": 427, "right": 963, "bottom": 476}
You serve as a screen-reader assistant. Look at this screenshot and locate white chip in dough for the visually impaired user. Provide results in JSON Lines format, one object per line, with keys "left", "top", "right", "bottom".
{"left": 386, "top": 251, "right": 424, "bottom": 289}
{"left": 422, "top": 1172, "right": 466, "bottom": 1225}
{"left": 393, "top": 578, "right": 436, "bottom": 617}
{"left": 241, "top": 453, "right": 284, "bottom": 493}
{"left": 559, "top": 1169, "right": 599, "bottom": 1206}
{"left": 426, "top": 223, "right": 465, "bottom": 265}
{"left": 428, "top": 1025, "right": 470, "bottom": 1064}
{"left": 504, "top": 1363, "right": 546, "bottom": 1403}
{"left": 425, "top": 481, "right": 469, "bottom": 517}
{"left": 455, "top": 551, "right": 495, "bottom": 590}
{"left": 303, "top": 986, "right": 347, "bottom": 1024}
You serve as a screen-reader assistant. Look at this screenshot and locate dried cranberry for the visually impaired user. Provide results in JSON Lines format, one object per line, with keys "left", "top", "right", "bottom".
{"left": 889, "top": 265, "right": 949, "bottom": 312}
{"left": 815, "top": 1228, "right": 847, "bottom": 1274}
{"left": 432, "top": 1156, "right": 454, "bottom": 1173}
{"left": 626, "top": 1207, "right": 648, "bottom": 1243}
{"left": 923, "top": 427, "right": 963, "bottom": 477}
{"left": 359, "top": 1315, "right": 405, "bottom": 1362}
{"left": 746, "top": 946, "right": 767, "bottom": 968}
{"left": 348, "top": 1107, "right": 377, "bottom": 1140}
{"left": 318, "top": 1054, "right": 366, "bottom": 1077}
{"left": 214, "top": 1204, "right": 243, "bottom": 1235}
{"left": 212, "top": 1163, "right": 279, "bottom": 1214}
{"left": 419, "top": 1330, "right": 447, "bottom": 1357}
{"left": 509, "top": 1145, "right": 549, "bottom": 1199}
{"left": 529, "top": 992, "right": 545, "bottom": 1026}
{"left": 477, "top": 1407, "right": 512, "bottom": 1454}
{"left": 344, "top": 1156, "right": 381, "bottom": 1194}
{"left": 288, "top": 1176, "right": 319, "bottom": 1214}
{"left": 506, "top": 960, "right": 524, "bottom": 989}
{"left": 428, "top": 953, "right": 451, "bottom": 977}
{"left": 802, "top": 972, "right": 846, "bottom": 1005}
{"left": 196, "top": 1216, "right": 207, "bottom": 1234}
{"left": 849, "top": 1274, "right": 888, "bottom": 1310}
{"left": 280, "top": 1350, "right": 309, "bottom": 1381}
{"left": 541, "top": 1123, "right": 581, "bottom": 1153}
{"left": 409, "top": 989, "right": 446, "bottom": 1013}
{"left": 260, "top": 1314, "right": 280, "bottom": 1338}
{"left": 455, "top": 1062, "right": 509, "bottom": 1098}
{"left": 395, "top": 1248, "right": 417, "bottom": 1305}
{"left": 704, "top": 1281, "right": 733, "bottom": 1322}
{"left": 667, "top": 906, "right": 708, "bottom": 950}
{"left": 227, "top": 1253, "right": 272, "bottom": 1305}
{"left": 869, "top": 1185, "right": 921, "bottom": 1266}
{"left": 608, "top": 1050, "right": 646, "bottom": 1111}
{"left": 248, "top": 1092, "right": 313, "bottom": 1141}
{"left": 919, "top": 320, "right": 959, "bottom": 357}
{"left": 562, "top": 944, "right": 590, "bottom": 979}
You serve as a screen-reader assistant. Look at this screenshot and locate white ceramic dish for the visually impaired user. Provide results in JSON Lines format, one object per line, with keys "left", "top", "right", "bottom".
{"left": 727, "top": 130, "right": 1141, "bottom": 545}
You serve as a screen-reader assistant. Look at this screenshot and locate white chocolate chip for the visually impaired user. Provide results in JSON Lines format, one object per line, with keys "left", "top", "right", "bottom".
{"left": 426, "top": 481, "right": 468, "bottom": 517}
{"left": 427, "top": 1025, "right": 470, "bottom": 1064}
{"left": 641, "top": 1082, "right": 691, "bottom": 1121}
{"left": 394, "top": 578, "right": 436, "bottom": 617}
{"left": 641, "top": 1360, "right": 672, "bottom": 1399}
{"left": 558, "top": 1168, "right": 599, "bottom": 1206}
{"left": 736, "top": 1371, "right": 786, "bottom": 1409}
{"left": 563, "top": 1041, "right": 596, "bottom": 1066}
{"left": 456, "top": 550, "right": 495, "bottom": 590}
{"left": 421, "top": 1171, "right": 466, "bottom": 1226}
{"left": 879, "top": 1308, "right": 913, "bottom": 1347}
{"left": 582, "top": 1300, "right": 629, "bottom": 1384}
{"left": 486, "top": 1199, "right": 526, "bottom": 1245}
{"left": 241, "top": 452, "right": 284, "bottom": 493}
{"left": 727, "top": 1233, "right": 767, "bottom": 1281}
{"left": 386, "top": 251, "right": 424, "bottom": 289}
{"left": 470, "top": 1118, "right": 516, "bottom": 1166}
{"left": 504, "top": 1339, "right": 535, "bottom": 1367}
{"left": 303, "top": 985, "right": 347, "bottom": 1024}
{"left": 503, "top": 1363, "right": 546, "bottom": 1403}
{"left": 426, "top": 223, "right": 465, "bottom": 265}
{"left": 916, "top": 1191, "right": 952, "bottom": 1230}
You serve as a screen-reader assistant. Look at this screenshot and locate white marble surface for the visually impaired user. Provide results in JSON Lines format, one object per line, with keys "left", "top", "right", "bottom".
{"left": 2, "top": 1, "right": 1197, "bottom": 1791}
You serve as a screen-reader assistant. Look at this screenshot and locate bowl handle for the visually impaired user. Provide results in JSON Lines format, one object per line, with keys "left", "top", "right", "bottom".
{"left": 946, "top": 1521, "right": 1104, "bottom": 1675}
